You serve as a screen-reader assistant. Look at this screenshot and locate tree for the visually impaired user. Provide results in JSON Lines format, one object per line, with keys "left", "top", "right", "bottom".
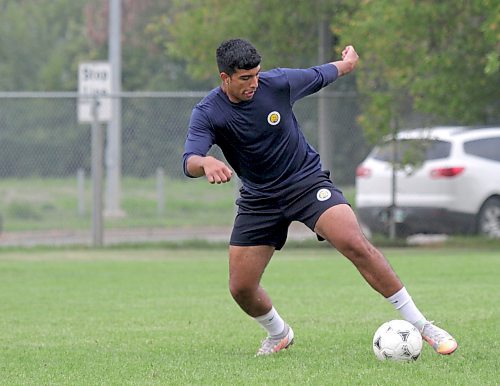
{"left": 338, "top": 0, "right": 499, "bottom": 238}
{"left": 0, "top": 0, "right": 211, "bottom": 91}
{"left": 84, "top": 0, "right": 211, "bottom": 91}
{"left": 156, "top": 0, "right": 355, "bottom": 83}
{"left": 339, "top": 0, "right": 500, "bottom": 139}
{"left": 0, "top": 0, "right": 91, "bottom": 91}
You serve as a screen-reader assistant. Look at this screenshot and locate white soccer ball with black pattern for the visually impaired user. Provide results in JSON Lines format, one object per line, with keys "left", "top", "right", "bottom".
{"left": 372, "top": 320, "right": 423, "bottom": 361}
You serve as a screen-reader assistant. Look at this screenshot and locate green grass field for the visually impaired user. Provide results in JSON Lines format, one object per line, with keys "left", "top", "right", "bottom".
{"left": 0, "top": 177, "right": 355, "bottom": 233}
{"left": 0, "top": 177, "right": 238, "bottom": 232}
{"left": 0, "top": 246, "right": 498, "bottom": 385}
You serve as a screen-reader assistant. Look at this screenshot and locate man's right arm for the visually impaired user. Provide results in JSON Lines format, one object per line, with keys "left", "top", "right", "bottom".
{"left": 183, "top": 107, "right": 233, "bottom": 184}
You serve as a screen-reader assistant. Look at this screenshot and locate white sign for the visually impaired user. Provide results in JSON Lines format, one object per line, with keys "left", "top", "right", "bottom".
{"left": 78, "top": 62, "right": 112, "bottom": 123}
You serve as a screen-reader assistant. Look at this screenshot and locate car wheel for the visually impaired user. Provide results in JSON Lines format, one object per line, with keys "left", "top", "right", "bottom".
{"left": 477, "top": 197, "right": 500, "bottom": 238}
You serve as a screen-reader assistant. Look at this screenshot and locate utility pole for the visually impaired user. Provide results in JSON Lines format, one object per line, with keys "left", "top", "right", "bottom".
{"left": 106, "top": 0, "right": 124, "bottom": 217}
{"left": 317, "top": 19, "right": 334, "bottom": 172}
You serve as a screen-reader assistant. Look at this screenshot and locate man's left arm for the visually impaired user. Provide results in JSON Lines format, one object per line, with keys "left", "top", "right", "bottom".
{"left": 286, "top": 45, "right": 359, "bottom": 102}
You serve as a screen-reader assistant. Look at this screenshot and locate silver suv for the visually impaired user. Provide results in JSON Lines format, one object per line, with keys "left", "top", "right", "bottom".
{"left": 355, "top": 126, "right": 500, "bottom": 238}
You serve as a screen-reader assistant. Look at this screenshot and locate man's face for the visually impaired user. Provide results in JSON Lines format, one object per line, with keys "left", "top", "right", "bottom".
{"left": 221, "top": 66, "right": 260, "bottom": 103}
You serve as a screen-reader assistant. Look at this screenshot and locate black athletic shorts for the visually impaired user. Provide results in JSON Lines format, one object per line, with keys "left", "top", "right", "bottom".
{"left": 230, "top": 171, "right": 349, "bottom": 250}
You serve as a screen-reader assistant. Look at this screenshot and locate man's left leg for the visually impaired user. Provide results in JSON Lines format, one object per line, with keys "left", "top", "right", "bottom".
{"left": 314, "top": 204, "right": 458, "bottom": 355}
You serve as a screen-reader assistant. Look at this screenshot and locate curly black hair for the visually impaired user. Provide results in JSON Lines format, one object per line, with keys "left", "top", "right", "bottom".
{"left": 216, "top": 38, "right": 262, "bottom": 75}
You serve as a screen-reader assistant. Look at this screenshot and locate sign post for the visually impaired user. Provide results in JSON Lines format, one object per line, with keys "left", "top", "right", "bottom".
{"left": 78, "top": 62, "right": 112, "bottom": 246}
{"left": 90, "top": 97, "right": 105, "bottom": 247}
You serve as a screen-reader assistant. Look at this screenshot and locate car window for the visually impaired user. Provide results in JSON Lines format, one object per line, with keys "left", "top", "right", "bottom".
{"left": 463, "top": 137, "right": 500, "bottom": 162}
{"left": 371, "top": 139, "right": 451, "bottom": 162}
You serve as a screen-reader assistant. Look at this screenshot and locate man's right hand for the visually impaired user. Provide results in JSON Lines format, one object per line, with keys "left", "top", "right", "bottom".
{"left": 186, "top": 155, "right": 233, "bottom": 184}
{"left": 202, "top": 156, "right": 233, "bottom": 184}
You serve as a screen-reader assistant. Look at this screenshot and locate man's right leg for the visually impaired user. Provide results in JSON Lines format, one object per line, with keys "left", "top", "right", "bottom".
{"left": 314, "top": 204, "right": 458, "bottom": 355}
{"left": 228, "top": 245, "right": 275, "bottom": 317}
{"left": 229, "top": 245, "right": 294, "bottom": 355}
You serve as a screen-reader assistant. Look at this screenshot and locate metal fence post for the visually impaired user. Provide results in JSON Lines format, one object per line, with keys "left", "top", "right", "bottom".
{"left": 156, "top": 167, "right": 165, "bottom": 216}
{"left": 77, "top": 168, "right": 86, "bottom": 216}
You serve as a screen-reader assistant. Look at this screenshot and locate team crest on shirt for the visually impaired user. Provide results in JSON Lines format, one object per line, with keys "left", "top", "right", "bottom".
{"left": 316, "top": 188, "right": 331, "bottom": 201}
{"left": 267, "top": 111, "right": 281, "bottom": 126}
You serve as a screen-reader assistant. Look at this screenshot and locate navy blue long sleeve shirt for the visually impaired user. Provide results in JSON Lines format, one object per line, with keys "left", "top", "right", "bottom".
{"left": 183, "top": 63, "right": 339, "bottom": 199}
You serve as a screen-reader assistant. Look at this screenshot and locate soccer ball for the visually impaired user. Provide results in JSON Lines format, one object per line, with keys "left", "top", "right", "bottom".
{"left": 372, "top": 320, "right": 423, "bottom": 361}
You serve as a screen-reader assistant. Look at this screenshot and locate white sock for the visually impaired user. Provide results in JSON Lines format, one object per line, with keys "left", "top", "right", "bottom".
{"left": 386, "top": 287, "right": 426, "bottom": 326}
{"left": 254, "top": 307, "right": 286, "bottom": 337}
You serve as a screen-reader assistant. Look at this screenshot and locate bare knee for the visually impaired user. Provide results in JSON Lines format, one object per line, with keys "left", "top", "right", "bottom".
{"left": 335, "top": 232, "right": 376, "bottom": 265}
{"left": 229, "top": 277, "right": 273, "bottom": 317}
{"left": 229, "top": 279, "right": 256, "bottom": 303}
{"left": 315, "top": 205, "right": 377, "bottom": 263}
{"left": 228, "top": 245, "right": 274, "bottom": 307}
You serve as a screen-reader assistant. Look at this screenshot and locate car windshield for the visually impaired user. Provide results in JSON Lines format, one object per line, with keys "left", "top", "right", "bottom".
{"left": 371, "top": 139, "right": 451, "bottom": 163}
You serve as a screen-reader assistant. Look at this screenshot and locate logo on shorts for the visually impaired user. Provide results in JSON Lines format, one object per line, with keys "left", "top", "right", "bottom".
{"left": 316, "top": 188, "right": 331, "bottom": 201}
{"left": 267, "top": 111, "right": 281, "bottom": 126}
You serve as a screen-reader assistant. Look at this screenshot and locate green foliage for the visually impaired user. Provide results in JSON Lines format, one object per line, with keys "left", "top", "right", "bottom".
{"left": 155, "top": 0, "right": 499, "bottom": 165}
{"left": 119, "top": 0, "right": 213, "bottom": 91}
{"left": 160, "top": 0, "right": 354, "bottom": 82}
{"left": 0, "top": 0, "right": 211, "bottom": 91}
{"left": 0, "top": 0, "right": 90, "bottom": 91}
{"left": 0, "top": 98, "right": 90, "bottom": 177}
{"left": 341, "top": 0, "right": 500, "bottom": 141}
{"left": 482, "top": 0, "right": 500, "bottom": 75}
{"left": 1, "top": 0, "right": 498, "bottom": 125}
{"left": 1, "top": 1, "right": 498, "bottom": 187}
{"left": 0, "top": 248, "right": 498, "bottom": 384}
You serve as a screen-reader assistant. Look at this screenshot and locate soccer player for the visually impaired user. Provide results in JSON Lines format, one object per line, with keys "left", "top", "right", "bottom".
{"left": 182, "top": 38, "right": 458, "bottom": 356}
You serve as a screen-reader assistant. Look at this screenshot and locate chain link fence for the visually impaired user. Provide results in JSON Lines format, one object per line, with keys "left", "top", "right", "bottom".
{"left": 0, "top": 91, "right": 365, "bottom": 246}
